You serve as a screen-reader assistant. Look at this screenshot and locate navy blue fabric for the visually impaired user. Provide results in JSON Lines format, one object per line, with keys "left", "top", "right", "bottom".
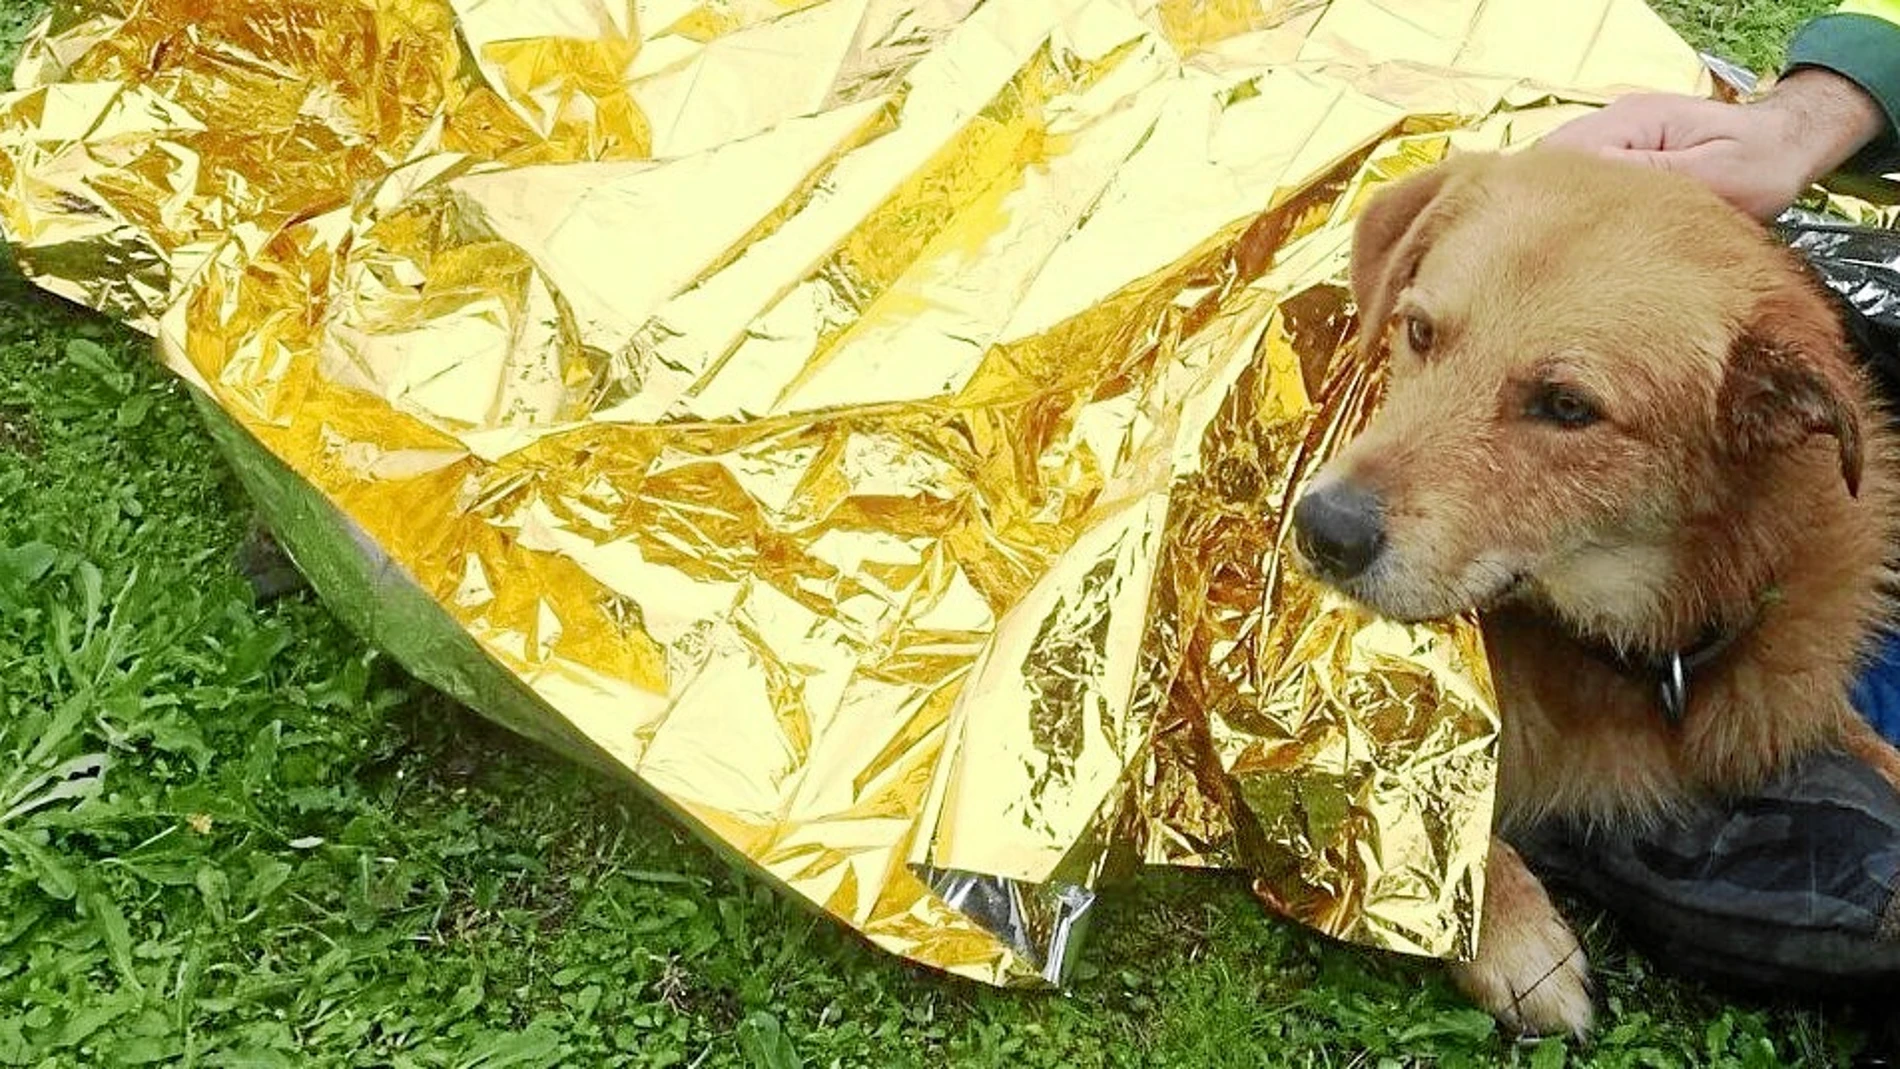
{"left": 1853, "top": 627, "right": 1900, "bottom": 747}
{"left": 1512, "top": 748, "right": 1900, "bottom": 996}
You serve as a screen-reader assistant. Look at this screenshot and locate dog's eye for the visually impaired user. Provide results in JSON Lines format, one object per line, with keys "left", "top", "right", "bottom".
{"left": 1404, "top": 314, "right": 1435, "bottom": 354}
{"left": 1526, "top": 384, "right": 1601, "bottom": 428}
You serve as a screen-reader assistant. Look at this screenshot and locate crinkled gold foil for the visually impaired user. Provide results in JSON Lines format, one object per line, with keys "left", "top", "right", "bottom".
{"left": 0, "top": 0, "right": 1711, "bottom": 983}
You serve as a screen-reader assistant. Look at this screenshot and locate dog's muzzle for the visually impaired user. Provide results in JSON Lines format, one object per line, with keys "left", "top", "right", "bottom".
{"left": 1292, "top": 480, "right": 1386, "bottom": 583}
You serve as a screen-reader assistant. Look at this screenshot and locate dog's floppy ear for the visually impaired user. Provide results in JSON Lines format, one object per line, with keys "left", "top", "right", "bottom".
{"left": 1349, "top": 153, "right": 1488, "bottom": 357}
{"left": 1718, "top": 286, "right": 1866, "bottom": 497}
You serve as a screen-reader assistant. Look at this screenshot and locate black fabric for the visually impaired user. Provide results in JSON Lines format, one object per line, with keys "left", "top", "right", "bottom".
{"left": 1782, "top": 212, "right": 1900, "bottom": 407}
{"left": 235, "top": 521, "right": 310, "bottom": 603}
{"left": 1511, "top": 750, "right": 1900, "bottom": 996}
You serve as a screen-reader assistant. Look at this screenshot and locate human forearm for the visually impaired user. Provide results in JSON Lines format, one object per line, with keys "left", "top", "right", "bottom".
{"left": 1744, "top": 67, "right": 1888, "bottom": 198}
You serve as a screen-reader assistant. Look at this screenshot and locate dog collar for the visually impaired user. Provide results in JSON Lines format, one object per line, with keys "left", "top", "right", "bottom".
{"left": 1605, "top": 627, "right": 1748, "bottom": 727}
{"left": 1571, "top": 594, "right": 1773, "bottom": 727}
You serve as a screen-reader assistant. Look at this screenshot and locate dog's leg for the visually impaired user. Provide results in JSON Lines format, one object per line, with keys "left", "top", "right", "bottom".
{"left": 1844, "top": 720, "right": 1900, "bottom": 795}
{"left": 1449, "top": 836, "right": 1594, "bottom": 1039}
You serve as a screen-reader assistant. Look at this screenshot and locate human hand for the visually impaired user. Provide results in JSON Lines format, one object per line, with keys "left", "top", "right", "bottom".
{"left": 1540, "top": 69, "right": 1887, "bottom": 220}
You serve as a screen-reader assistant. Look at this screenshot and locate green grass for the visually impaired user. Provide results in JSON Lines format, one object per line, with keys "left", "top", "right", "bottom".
{"left": 1651, "top": 0, "right": 1838, "bottom": 74}
{"left": 0, "top": 2, "right": 1887, "bottom": 1066}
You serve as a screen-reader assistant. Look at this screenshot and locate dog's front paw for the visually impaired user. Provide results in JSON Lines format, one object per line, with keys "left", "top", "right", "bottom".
{"left": 1451, "top": 838, "right": 1595, "bottom": 1039}
{"left": 1449, "top": 905, "right": 1593, "bottom": 1038}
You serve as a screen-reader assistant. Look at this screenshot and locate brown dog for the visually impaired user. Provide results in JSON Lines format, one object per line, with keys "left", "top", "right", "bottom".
{"left": 1290, "top": 147, "right": 1900, "bottom": 1037}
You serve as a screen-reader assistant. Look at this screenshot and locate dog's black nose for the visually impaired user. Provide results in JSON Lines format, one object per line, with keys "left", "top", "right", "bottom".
{"left": 1293, "top": 481, "right": 1386, "bottom": 581}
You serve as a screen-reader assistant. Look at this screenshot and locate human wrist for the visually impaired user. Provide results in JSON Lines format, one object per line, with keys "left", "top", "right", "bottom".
{"left": 1753, "top": 67, "right": 1888, "bottom": 187}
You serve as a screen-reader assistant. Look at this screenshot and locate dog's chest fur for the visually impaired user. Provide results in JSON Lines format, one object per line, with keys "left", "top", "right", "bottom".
{"left": 1480, "top": 419, "right": 1900, "bottom": 835}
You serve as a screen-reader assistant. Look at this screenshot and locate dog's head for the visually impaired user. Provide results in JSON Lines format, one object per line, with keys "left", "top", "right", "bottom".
{"left": 1292, "top": 149, "right": 1865, "bottom": 639}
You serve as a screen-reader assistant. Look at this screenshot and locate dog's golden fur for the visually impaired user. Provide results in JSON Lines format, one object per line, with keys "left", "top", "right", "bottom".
{"left": 1303, "top": 147, "right": 1900, "bottom": 1037}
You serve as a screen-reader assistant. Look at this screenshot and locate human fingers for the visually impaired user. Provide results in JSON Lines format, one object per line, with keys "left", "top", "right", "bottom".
{"left": 1540, "top": 93, "right": 1730, "bottom": 154}
{"left": 1594, "top": 142, "right": 1801, "bottom": 220}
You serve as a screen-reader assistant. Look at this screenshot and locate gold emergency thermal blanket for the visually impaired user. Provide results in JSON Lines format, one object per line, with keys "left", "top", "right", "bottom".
{"left": 0, "top": 0, "right": 1714, "bottom": 985}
